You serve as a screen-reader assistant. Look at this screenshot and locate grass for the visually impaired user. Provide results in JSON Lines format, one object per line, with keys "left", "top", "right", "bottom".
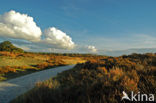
{"left": 11, "top": 53, "right": 156, "bottom": 103}
{"left": 0, "top": 52, "right": 86, "bottom": 81}
{"left": 0, "top": 54, "right": 48, "bottom": 67}
{"left": 61, "top": 57, "right": 86, "bottom": 65}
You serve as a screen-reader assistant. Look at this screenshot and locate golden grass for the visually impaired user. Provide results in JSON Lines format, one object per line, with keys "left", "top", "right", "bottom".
{"left": 0, "top": 52, "right": 87, "bottom": 81}
{"left": 11, "top": 53, "right": 156, "bottom": 103}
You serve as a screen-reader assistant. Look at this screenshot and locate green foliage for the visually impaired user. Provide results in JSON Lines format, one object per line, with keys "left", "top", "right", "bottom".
{"left": 0, "top": 41, "right": 24, "bottom": 53}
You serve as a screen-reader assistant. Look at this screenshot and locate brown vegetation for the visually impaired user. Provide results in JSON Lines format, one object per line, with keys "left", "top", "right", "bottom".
{"left": 11, "top": 53, "right": 156, "bottom": 103}
{"left": 0, "top": 51, "right": 87, "bottom": 81}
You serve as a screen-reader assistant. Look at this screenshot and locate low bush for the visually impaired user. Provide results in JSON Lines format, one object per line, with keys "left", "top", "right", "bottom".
{"left": 11, "top": 53, "right": 156, "bottom": 103}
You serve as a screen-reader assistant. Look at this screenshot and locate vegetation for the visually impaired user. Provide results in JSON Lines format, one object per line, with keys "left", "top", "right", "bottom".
{"left": 0, "top": 51, "right": 87, "bottom": 81}
{"left": 1, "top": 41, "right": 155, "bottom": 102}
{"left": 0, "top": 41, "right": 104, "bottom": 81}
{"left": 11, "top": 53, "right": 156, "bottom": 103}
{"left": 0, "top": 41, "right": 24, "bottom": 53}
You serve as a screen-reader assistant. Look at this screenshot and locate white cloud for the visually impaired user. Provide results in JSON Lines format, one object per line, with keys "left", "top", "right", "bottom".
{"left": 87, "top": 45, "right": 97, "bottom": 52}
{"left": 42, "top": 27, "right": 75, "bottom": 49}
{"left": 0, "top": 10, "right": 42, "bottom": 41}
{"left": 0, "top": 10, "right": 76, "bottom": 50}
{"left": 14, "top": 44, "right": 30, "bottom": 51}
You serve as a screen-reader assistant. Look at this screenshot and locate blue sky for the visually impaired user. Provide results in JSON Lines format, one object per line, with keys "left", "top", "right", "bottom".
{"left": 0, "top": 0, "right": 156, "bottom": 52}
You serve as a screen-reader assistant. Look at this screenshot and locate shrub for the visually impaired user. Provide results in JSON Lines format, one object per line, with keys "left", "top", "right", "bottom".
{"left": 11, "top": 53, "right": 156, "bottom": 103}
{"left": 0, "top": 66, "right": 16, "bottom": 74}
{"left": 0, "top": 41, "right": 24, "bottom": 53}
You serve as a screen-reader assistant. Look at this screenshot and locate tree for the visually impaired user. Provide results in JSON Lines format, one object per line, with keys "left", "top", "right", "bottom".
{"left": 0, "top": 41, "right": 24, "bottom": 53}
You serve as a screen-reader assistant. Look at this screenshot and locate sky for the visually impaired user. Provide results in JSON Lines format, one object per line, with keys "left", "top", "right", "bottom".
{"left": 0, "top": 0, "right": 156, "bottom": 53}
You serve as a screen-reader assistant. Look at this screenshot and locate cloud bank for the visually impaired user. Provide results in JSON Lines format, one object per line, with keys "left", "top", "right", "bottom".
{"left": 0, "top": 10, "right": 76, "bottom": 50}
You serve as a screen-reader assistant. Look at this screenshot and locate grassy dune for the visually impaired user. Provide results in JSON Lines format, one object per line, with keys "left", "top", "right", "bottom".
{"left": 11, "top": 53, "right": 156, "bottom": 103}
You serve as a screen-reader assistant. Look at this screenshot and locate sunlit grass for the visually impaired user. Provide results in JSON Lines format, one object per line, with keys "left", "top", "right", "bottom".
{"left": 11, "top": 53, "right": 156, "bottom": 103}
{"left": 0, "top": 52, "right": 87, "bottom": 81}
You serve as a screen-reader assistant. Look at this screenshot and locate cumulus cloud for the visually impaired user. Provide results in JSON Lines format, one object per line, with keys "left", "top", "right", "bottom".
{"left": 87, "top": 45, "right": 97, "bottom": 52}
{"left": 0, "top": 10, "right": 42, "bottom": 41}
{"left": 42, "top": 27, "right": 75, "bottom": 49}
{"left": 0, "top": 10, "right": 76, "bottom": 50}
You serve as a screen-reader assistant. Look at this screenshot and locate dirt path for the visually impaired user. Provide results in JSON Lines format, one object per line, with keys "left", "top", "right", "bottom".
{"left": 0, "top": 65, "right": 75, "bottom": 103}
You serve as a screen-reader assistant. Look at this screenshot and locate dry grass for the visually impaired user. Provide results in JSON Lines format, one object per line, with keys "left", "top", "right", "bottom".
{"left": 11, "top": 53, "right": 156, "bottom": 103}
{"left": 0, "top": 52, "right": 86, "bottom": 81}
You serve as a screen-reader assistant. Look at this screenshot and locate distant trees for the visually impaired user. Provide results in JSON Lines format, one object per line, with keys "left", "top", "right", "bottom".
{"left": 0, "top": 41, "right": 24, "bottom": 53}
